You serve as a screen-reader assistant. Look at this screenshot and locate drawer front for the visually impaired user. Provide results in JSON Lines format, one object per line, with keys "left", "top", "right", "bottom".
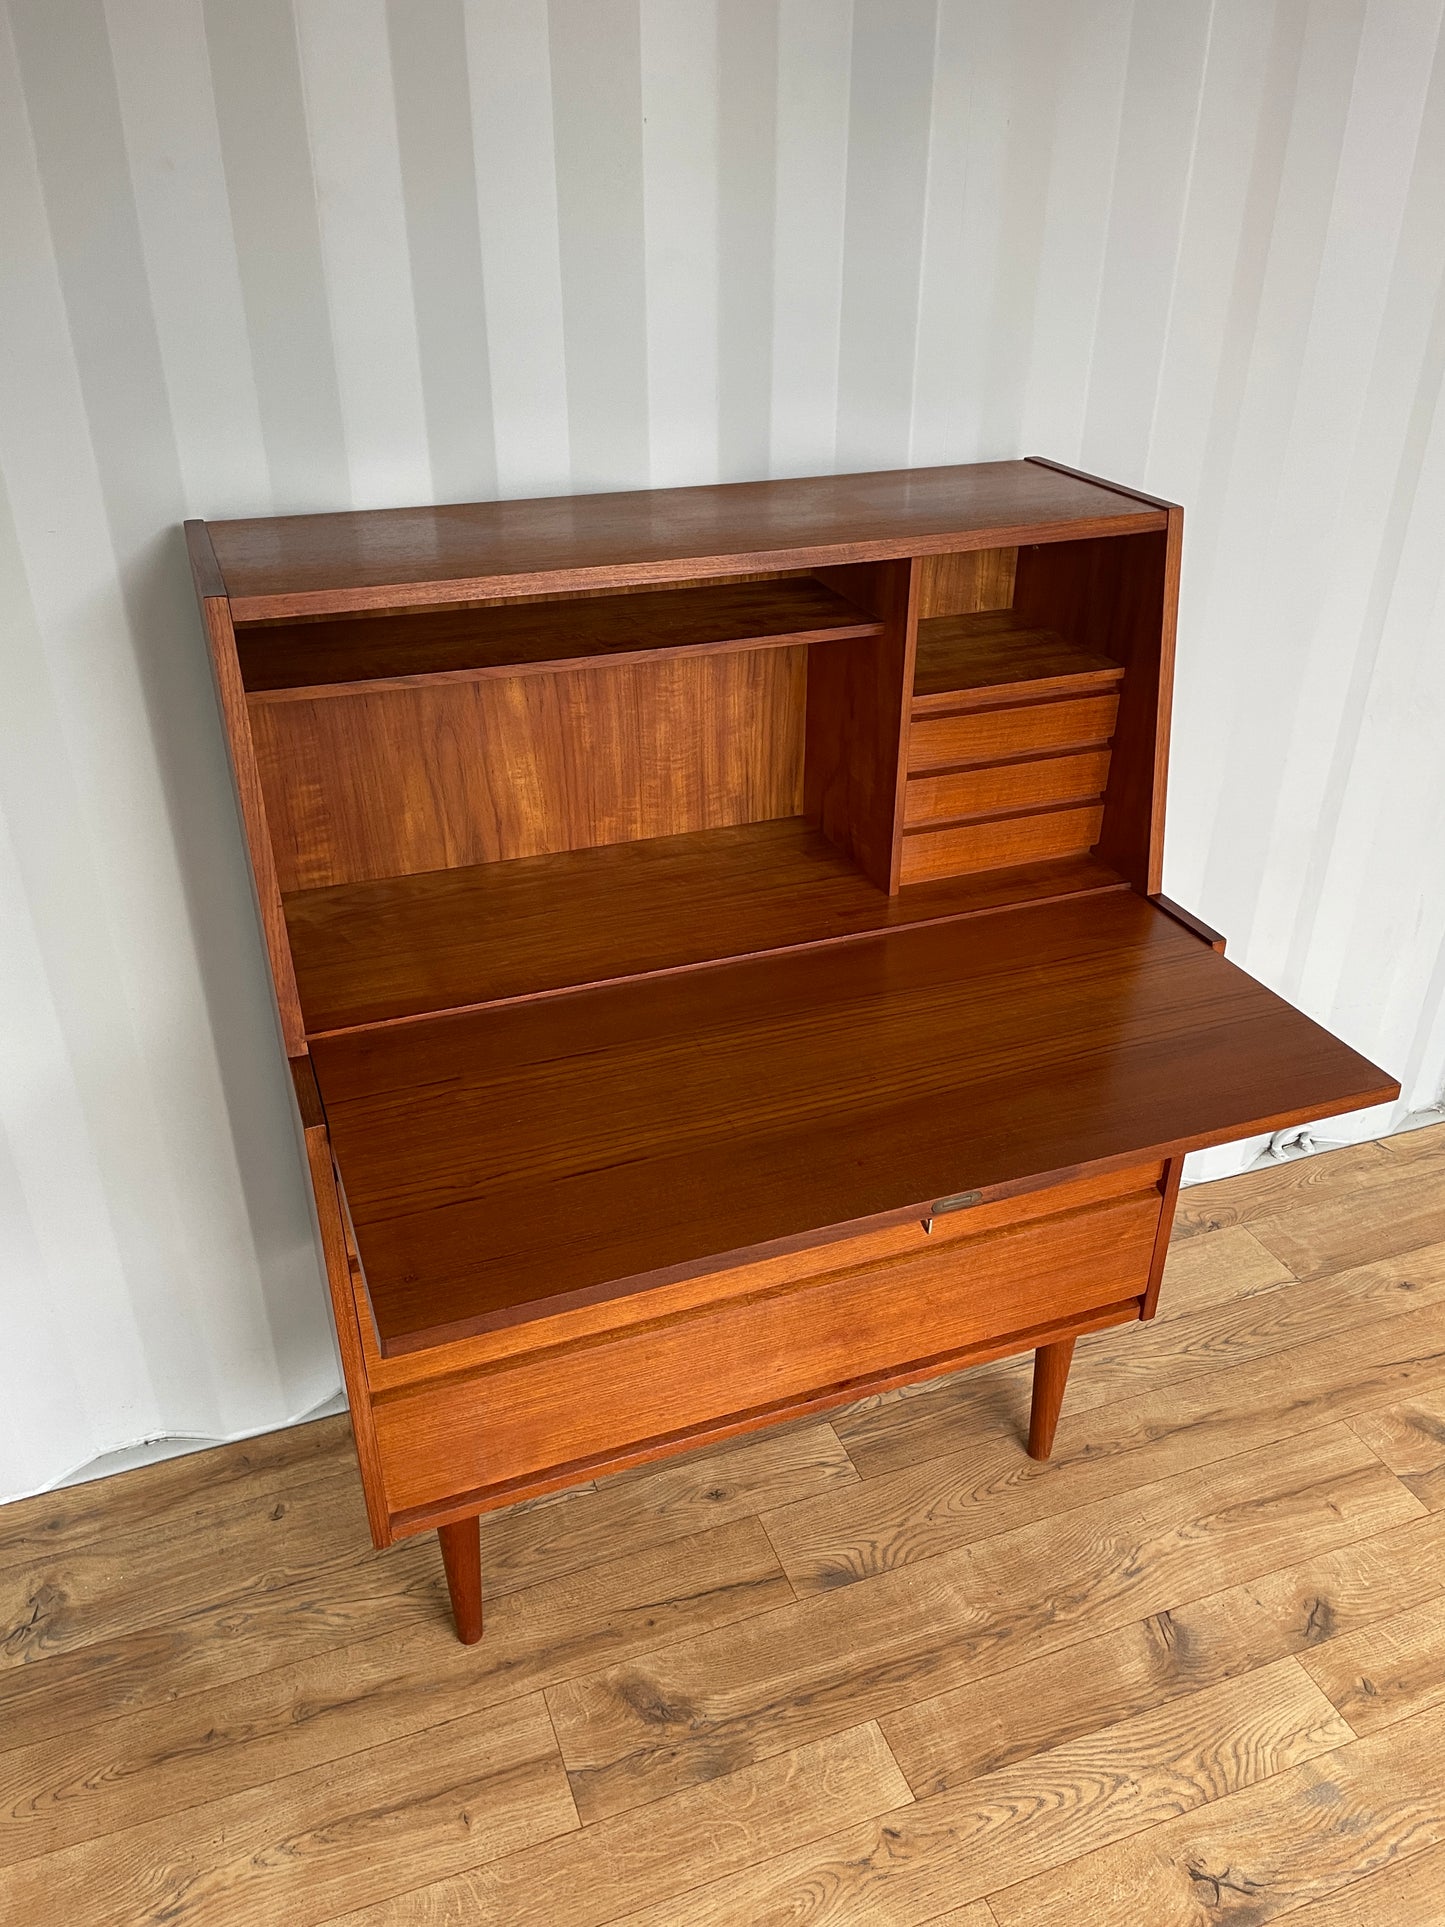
{"left": 899, "top": 803, "right": 1104, "bottom": 885}
{"left": 904, "top": 748, "right": 1112, "bottom": 829}
{"left": 372, "top": 1166, "right": 1163, "bottom": 1515}
{"left": 908, "top": 693, "right": 1118, "bottom": 773}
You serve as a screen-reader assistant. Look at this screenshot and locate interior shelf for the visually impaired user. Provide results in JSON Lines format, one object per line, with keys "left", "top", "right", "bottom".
{"left": 284, "top": 818, "right": 1129, "bottom": 1035}
{"left": 238, "top": 575, "right": 880, "bottom": 696}
{"left": 912, "top": 610, "right": 1124, "bottom": 714}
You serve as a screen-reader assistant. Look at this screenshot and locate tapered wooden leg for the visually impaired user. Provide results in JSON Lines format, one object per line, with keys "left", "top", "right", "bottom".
{"left": 1027, "top": 1336, "right": 1077, "bottom": 1461}
{"left": 438, "top": 1516, "right": 483, "bottom": 1644}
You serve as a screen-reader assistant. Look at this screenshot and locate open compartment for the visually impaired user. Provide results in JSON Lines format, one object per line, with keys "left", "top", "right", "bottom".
{"left": 899, "top": 531, "right": 1169, "bottom": 890}
{"left": 240, "top": 562, "right": 918, "bottom": 1032}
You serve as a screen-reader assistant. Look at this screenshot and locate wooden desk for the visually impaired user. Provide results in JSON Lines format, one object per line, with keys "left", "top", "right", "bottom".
{"left": 188, "top": 459, "right": 1395, "bottom": 1642}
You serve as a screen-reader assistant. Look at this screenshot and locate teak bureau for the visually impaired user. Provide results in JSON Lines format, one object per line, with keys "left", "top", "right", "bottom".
{"left": 187, "top": 459, "right": 1396, "bottom": 1642}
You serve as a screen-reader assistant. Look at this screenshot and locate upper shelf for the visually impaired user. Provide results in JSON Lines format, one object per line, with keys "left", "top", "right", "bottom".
{"left": 237, "top": 576, "right": 879, "bottom": 698}
{"left": 197, "top": 459, "right": 1171, "bottom": 621}
{"left": 912, "top": 610, "right": 1125, "bottom": 715}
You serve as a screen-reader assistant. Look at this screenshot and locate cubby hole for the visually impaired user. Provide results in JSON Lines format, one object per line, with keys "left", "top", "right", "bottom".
{"left": 899, "top": 533, "right": 1166, "bottom": 890}
{"left": 241, "top": 565, "right": 925, "bottom": 1032}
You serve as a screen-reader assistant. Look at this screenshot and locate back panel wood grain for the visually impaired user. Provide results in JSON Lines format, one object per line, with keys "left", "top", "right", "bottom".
{"left": 250, "top": 646, "right": 807, "bottom": 891}
{"left": 915, "top": 547, "right": 1018, "bottom": 618}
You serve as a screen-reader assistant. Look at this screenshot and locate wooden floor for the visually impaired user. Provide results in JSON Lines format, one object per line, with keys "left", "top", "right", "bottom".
{"left": 6, "top": 1129, "right": 1445, "bottom": 1924}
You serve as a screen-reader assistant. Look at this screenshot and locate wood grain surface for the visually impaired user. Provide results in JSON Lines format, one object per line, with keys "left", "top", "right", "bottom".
{"left": 205, "top": 460, "right": 1167, "bottom": 620}
{"left": 907, "top": 691, "right": 1119, "bottom": 772}
{"left": 311, "top": 892, "right": 1395, "bottom": 1349}
{"left": 913, "top": 544, "right": 1017, "bottom": 618}
{"left": 252, "top": 645, "right": 808, "bottom": 892}
{"left": 284, "top": 822, "right": 1128, "bottom": 1034}
{"left": 237, "top": 574, "right": 880, "bottom": 693}
{"left": 4, "top": 1127, "right": 1445, "bottom": 1923}
{"left": 910, "top": 609, "right": 1123, "bottom": 707}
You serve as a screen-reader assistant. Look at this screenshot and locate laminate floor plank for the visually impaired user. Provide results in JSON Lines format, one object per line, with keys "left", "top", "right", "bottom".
{"left": 602, "top": 1662, "right": 1346, "bottom": 1926}
{"left": 836, "top": 1239, "right": 1442, "bottom": 1485}
{"left": 880, "top": 1509, "right": 1445, "bottom": 1796}
{"left": 320, "top": 1723, "right": 911, "bottom": 1927}
{"left": 766, "top": 1295, "right": 1445, "bottom": 1594}
{"left": 1173, "top": 1134, "right": 1445, "bottom": 1281}
{"left": 0, "top": 1415, "right": 355, "bottom": 1574}
{"left": 986, "top": 1700, "right": 1445, "bottom": 1927}
{"left": 1348, "top": 1385, "right": 1445, "bottom": 1511}
{"left": 1273, "top": 1836, "right": 1445, "bottom": 1924}
{"left": 547, "top": 1427, "right": 1415, "bottom": 1823}
{"left": 1152, "top": 1220, "right": 1300, "bottom": 1310}
{"left": 0, "top": 1515, "right": 787, "bottom": 1770}
{"left": 0, "top": 1459, "right": 373, "bottom": 1670}
{"left": 0, "top": 1517, "right": 789, "bottom": 1866}
{"left": 1378, "top": 1118, "right": 1445, "bottom": 1166}
{"left": 0, "top": 1691, "right": 576, "bottom": 1927}
{"left": 1299, "top": 1592, "right": 1445, "bottom": 1737}
{"left": 479, "top": 1421, "right": 856, "bottom": 1603}
{"left": 1170, "top": 1140, "right": 1395, "bottom": 1240}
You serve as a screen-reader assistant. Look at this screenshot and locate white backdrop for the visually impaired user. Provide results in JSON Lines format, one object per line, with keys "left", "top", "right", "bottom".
{"left": 3, "top": 0, "right": 1444, "bottom": 1502}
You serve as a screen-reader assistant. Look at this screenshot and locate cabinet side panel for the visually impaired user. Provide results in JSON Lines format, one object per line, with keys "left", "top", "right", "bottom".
{"left": 187, "top": 530, "right": 306, "bottom": 1055}
{"left": 250, "top": 646, "right": 807, "bottom": 892}
{"left": 303, "top": 1124, "right": 392, "bottom": 1546}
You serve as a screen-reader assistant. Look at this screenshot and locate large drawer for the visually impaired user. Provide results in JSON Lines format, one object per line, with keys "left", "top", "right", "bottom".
{"left": 371, "top": 1161, "right": 1165, "bottom": 1518}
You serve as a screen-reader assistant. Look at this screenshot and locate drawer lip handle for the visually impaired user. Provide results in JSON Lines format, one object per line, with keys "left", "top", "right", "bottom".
{"left": 933, "top": 1189, "right": 984, "bottom": 1214}
{"left": 921, "top": 1188, "right": 984, "bottom": 1235}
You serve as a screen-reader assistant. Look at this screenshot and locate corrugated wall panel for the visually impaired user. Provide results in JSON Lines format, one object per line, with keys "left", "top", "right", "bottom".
{"left": 2, "top": 0, "right": 1442, "bottom": 1496}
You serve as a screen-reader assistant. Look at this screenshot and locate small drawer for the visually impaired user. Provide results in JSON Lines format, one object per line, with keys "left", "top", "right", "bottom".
{"left": 904, "top": 748, "right": 1112, "bottom": 829}
{"left": 899, "top": 803, "right": 1104, "bottom": 885}
{"left": 371, "top": 1161, "right": 1163, "bottom": 1515}
{"left": 909, "top": 693, "right": 1119, "bottom": 774}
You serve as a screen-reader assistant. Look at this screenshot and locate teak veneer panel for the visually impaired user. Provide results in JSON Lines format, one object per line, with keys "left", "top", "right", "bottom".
{"left": 911, "top": 610, "right": 1124, "bottom": 711}
{"left": 311, "top": 892, "right": 1395, "bottom": 1354}
{"left": 915, "top": 546, "right": 1018, "bottom": 618}
{"left": 903, "top": 749, "right": 1112, "bottom": 829}
{"left": 899, "top": 803, "right": 1105, "bottom": 883}
{"left": 284, "top": 821, "right": 1129, "bottom": 1035}
{"left": 907, "top": 692, "right": 1120, "bottom": 773}
{"left": 371, "top": 1184, "right": 1163, "bottom": 1513}
{"left": 237, "top": 575, "right": 880, "bottom": 694}
{"left": 252, "top": 646, "right": 806, "bottom": 891}
{"left": 205, "top": 461, "right": 1166, "bottom": 620}
{"left": 358, "top": 1161, "right": 1165, "bottom": 1389}
{"left": 804, "top": 559, "right": 917, "bottom": 891}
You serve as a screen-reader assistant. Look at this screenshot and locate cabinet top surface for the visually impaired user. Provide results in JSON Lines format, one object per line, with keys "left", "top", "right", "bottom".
{"left": 199, "top": 459, "right": 1171, "bottom": 620}
{"left": 313, "top": 892, "right": 1394, "bottom": 1356}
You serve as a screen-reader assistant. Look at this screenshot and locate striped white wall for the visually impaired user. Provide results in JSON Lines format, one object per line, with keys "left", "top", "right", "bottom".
{"left": 2, "top": 0, "right": 1443, "bottom": 1499}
